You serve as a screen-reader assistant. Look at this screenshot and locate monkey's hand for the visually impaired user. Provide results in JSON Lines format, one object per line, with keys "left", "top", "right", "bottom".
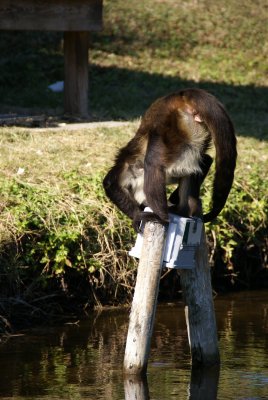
{"left": 133, "top": 211, "right": 169, "bottom": 232}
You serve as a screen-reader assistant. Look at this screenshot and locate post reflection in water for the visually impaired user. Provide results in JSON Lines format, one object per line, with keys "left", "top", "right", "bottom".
{"left": 124, "top": 376, "right": 150, "bottom": 400}
{"left": 189, "top": 365, "right": 220, "bottom": 400}
{"left": 124, "top": 365, "right": 220, "bottom": 400}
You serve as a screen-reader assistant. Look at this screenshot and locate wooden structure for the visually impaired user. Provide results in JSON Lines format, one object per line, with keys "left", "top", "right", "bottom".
{"left": 124, "top": 220, "right": 220, "bottom": 376}
{"left": 180, "top": 227, "right": 220, "bottom": 366}
{"left": 123, "top": 222, "right": 166, "bottom": 376}
{"left": 0, "top": 0, "right": 103, "bottom": 117}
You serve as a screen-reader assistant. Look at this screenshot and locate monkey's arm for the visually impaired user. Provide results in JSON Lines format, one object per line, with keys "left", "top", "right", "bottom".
{"left": 142, "top": 134, "right": 169, "bottom": 226}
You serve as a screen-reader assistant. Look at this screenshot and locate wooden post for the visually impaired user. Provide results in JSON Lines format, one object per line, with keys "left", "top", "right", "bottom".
{"left": 64, "top": 31, "right": 89, "bottom": 118}
{"left": 123, "top": 221, "right": 166, "bottom": 376}
{"left": 180, "top": 226, "right": 220, "bottom": 366}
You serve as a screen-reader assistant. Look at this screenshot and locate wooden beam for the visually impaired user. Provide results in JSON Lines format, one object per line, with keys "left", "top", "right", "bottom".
{"left": 64, "top": 31, "right": 89, "bottom": 118}
{"left": 180, "top": 227, "right": 220, "bottom": 366}
{"left": 0, "top": 0, "right": 102, "bottom": 31}
{"left": 123, "top": 222, "right": 166, "bottom": 376}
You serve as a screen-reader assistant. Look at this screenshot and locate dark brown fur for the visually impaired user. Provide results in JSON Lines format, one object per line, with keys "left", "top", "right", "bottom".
{"left": 103, "top": 88, "right": 237, "bottom": 231}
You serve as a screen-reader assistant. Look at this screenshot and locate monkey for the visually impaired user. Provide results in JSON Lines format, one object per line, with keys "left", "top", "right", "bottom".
{"left": 103, "top": 88, "right": 237, "bottom": 232}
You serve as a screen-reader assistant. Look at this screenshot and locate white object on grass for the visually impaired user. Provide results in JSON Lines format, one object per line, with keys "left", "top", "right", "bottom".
{"left": 48, "top": 81, "right": 64, "bottom": 92}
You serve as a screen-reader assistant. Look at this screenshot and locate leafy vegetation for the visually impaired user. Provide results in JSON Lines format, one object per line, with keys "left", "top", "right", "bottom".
{"left": 0, "top": 0, "right": 267, "bottom": 331}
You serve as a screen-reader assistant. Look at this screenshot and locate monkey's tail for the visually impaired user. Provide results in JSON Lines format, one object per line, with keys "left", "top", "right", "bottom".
{"left": 186, "top": 89, "right": 237, "bottom": 222}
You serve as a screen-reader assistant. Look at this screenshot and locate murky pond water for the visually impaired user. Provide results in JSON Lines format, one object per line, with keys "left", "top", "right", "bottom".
{"left": 0, "top": 291, "right": 267, "bottom": 400}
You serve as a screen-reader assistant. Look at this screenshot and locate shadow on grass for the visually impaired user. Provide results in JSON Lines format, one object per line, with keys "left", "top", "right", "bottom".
{"left": 0, "top": 59, "right": 267, "bottom": 140}
{"left": 0, "top": 31, "right": 267, "bottom": 139}
{"left": 90, "top": 64, "right": 268, "bottom": 140}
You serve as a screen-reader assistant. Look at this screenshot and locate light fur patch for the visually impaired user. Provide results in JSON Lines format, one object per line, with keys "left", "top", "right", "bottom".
{"left": 166, "top": 146, "right": 202, "bottom": 180}
{"left": 120, "top": 165, "right": 146, "bottom": 204}
{"left": 131, "top": 174, "right": 146, "bottom": 204}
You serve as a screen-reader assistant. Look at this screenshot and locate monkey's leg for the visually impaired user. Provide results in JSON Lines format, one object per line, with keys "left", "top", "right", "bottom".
{"left": 169, "top": 154, "right": 213, "bottom": 218}
{"left": 168, "top": 155, "right": 213, "bottom": 208}
{"left": 199, "top": 154, "right": 213, "bottom": 183}
{"left": 168, "top": 184, "right": 180, "bottom": 206}
{"left": 177, "top": 175, "right": 202, "bottom": 217}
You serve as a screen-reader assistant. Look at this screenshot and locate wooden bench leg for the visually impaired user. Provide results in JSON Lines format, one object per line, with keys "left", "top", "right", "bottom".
{"left": 64, "top": 31, "right": 89, "bottom": 118}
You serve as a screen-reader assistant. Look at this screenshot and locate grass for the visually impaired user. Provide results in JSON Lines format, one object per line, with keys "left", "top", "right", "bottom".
{"left": 0, "top": 0, "right": 267, "bottom": 331}
{"left": 94, "top": 0, "right": 267, "bottom": 84}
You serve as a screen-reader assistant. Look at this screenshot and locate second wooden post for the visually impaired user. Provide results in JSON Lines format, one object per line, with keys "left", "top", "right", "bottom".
{"left": 180, "top": 226, "right": 220, "bottom": 366}
{"left": 64, "top": 31, "right": 89, "bottom": 118}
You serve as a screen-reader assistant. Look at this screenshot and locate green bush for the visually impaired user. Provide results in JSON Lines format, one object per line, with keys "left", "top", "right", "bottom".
{"left": 203, "top": 163, "right": 268, "bottom": 288}
{"left": 0, "top": 172, "right": 136, "bottom": 309}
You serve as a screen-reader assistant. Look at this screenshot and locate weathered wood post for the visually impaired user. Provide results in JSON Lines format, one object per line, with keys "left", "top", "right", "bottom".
{"left": 64, "top": 31, "right": 89, "bottom": 118}
{"left": 123, "top": 221, "right": 166, "bottom": 376}
{"left": 180, "top": 226, "right": 220, "bottom": 366}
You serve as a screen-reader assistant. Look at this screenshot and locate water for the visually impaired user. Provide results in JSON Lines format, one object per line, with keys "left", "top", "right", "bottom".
{"left": 0, "top": 291, "right": 267, "bottom": 400}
